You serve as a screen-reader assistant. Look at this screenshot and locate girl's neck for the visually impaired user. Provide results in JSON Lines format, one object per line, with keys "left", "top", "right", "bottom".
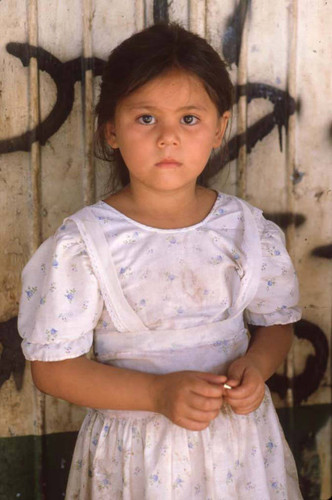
{"left": 104, "top": 184, "right": 218, "bottom": 230}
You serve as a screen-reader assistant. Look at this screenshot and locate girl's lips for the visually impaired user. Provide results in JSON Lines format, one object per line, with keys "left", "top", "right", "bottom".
{"left": 155, "top": 159, "right": 182, "bottom": 167}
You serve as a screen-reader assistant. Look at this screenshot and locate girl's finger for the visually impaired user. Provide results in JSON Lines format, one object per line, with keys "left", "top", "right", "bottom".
{"left": 188, "top": 393, "right": 223, "bottom": 412}
{"left": 225, "top": 378, "right": 264, "bottom": 399}
{"left": 185, "top": 407, "right": 221, "bottom": 423}
{"left": 174, "top": 417, "right": 210, "bottom": 432}
{"left": 226, "top": 387, "right": 265, "bottom": 407}
{"left": 196, "top": 372, "right": 228, "bottom": 385}
{"left": 191, "top": 379, "right": 224, "bottom": 398}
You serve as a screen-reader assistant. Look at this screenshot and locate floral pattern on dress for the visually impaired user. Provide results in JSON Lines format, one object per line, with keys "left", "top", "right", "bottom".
{"left": 18, "top": 194, "right": 302, "bottom": 499}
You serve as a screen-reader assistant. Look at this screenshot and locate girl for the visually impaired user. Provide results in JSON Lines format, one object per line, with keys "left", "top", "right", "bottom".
{"left": 18, "top": 23, "right": 303, "bottom": 499}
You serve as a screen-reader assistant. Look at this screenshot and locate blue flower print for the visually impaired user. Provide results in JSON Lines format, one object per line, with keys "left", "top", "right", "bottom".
{"left": 266, "top": 439, "right": 277, "bottom": 453}
{"left": 167, "top": 236, "right": 177, "bottom": 246}
{"left": 209, "top": 255, "right": 223, "bottom": 265}
{"left": 60, "top": 224, "right": 66, "bottom": 231}
{"left": 52, "top": 255, "right": 59, "bottom": 268}
{"left": 49, "top": 282, "right": 56, "bottom": 293}
{"left": 45, "top": 328, "right": 58, "bottom": 342}
{"left": 166, "top": 272, "right": 176, "bottom": 281}
{"left": 119, "top": 266, "right": 132, "bottom": 279}
{"left": 103, "top": 425, "right": 110, "bottom": 436}
{"left": 194, "top": 484, "right": 201, "bottom": 494}
{"left": 133, "top": 466, "right": 142, "bottom": 476}
{"left": 234, "top": 459, "right": 244, "bottom": 469}
{"left": 65, "top": 288, "right": 76, "bottom": 303}
{"left": 270, "top": 480, "right": 285, "bottom": 494}
{"left": 213, "top": 339, "right": 230, "bottom": 353}
{"left": 40, "top": 263, "right": 46, "bottom": 273}
{"left": 276, "top": 305, "right": 288, "bottom": 313}
{"left": 25, "top": 286, "right": 37, "bottom": 300}
{"left": 213, "top": 206, "right": 225, "bottom": 216}
{"left": 40, "top": 296, "right": 46, "bottom": 305}
{"left": 177, "top": 307, "right": 184, "bottom": 314}
{"left": 266, "top": 279, "right": 276, "bottom": 291}
{"left": 231, "top": 249, "right": 240, "bottom": 260}
{"left": 123, "top": 231, "right": 140, "bottom": 244}
{"left": 226, "top": 471, "right": 233, "bottom": 484}
{"left": 74, "top": 459, "right": 83, "bottom": 471}
{"left": 173, "top": 476, "right": 184, "bottom": 489}
{"left": 149, "top": 471, "right": 161, "bottom": 486}
{"left": 97, "top": 215, "right": 113, "bottom": 224}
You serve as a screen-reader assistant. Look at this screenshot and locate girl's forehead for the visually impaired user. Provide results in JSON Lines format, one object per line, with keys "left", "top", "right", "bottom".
{"left": 119, "top": 69, "right": 216, "bottom": 110}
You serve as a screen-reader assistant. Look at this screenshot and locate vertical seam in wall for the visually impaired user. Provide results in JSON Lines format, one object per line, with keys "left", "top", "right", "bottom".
{"left": 82, "top": 0, "right": 95, "bottom": 206}
{"left": 135, "top": 0, "right": 146, "bottom": 31}
{"left": 188, "top": 0, "right": 206, "bottom": 37}
{"left": 285, "top": 0, "right": 298, "bottom": 409}
{"left": 236, "top": 5, "right": 249, "bottom": 200}
{"left": 28, "top": 0, "right": 41, "bottom": 253}
{"left": 28, "top": 1, "right": 45, "bottom": 496}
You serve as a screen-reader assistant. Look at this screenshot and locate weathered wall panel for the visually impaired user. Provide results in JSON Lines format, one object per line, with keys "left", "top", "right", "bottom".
{"left": 0, "top": 0, "right": 331, "bottom": 497}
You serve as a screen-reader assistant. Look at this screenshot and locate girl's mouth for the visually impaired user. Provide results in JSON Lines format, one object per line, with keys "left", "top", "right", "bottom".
{"left": 155, "top": 158, "right": 182, "bottom": 168}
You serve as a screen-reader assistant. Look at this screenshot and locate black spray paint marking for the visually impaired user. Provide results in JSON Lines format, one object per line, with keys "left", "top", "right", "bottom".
{"left": 0, "top": 43, "right": 104, "bottom": 154}
{"left": 311, "top": 244, "right": 332, "bottom": 259}
{"left": 267, "top": 319, "right": 329, "bottom": 405}
{"left": 222, "top": 0, "right": 251, "bottom": 67}
{"left": 207, "top": 82, "right": 297, "bottom": 178}
{"left": 0, "top": 317, "right": 25, "bottom": 390}
{"left": 264, "top": 212, "right": 306, "bottom": 229}
{"left": 153, "top": 0, "right": 169, "bottom": 24}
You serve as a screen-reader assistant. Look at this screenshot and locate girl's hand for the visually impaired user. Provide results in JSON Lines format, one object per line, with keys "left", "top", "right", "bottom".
{"left": 224, "top": 356, "right": 265, "bottom": 414}
{"left": 153, "top": 371, "right": 227, "bottom": 431}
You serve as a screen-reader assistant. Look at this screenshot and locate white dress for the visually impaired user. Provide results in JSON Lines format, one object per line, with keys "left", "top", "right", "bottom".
{"left": 18, "top": 192, "right": 303, "bottom": 499}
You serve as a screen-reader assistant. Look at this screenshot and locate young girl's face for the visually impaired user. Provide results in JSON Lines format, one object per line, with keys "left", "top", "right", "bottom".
{"left": 107, "top": 69, "right": 229, "bottom": 193}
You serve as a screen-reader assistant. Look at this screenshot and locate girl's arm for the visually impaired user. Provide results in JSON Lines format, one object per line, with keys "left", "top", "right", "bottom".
{"left": 31, "top": 357, "right": 160, "bottom": 412}
{"left": 31, "top": 357, "right": 226, "bottom": 431}
{"left": 224, "top": 324, "right": 293, "bottom": 414}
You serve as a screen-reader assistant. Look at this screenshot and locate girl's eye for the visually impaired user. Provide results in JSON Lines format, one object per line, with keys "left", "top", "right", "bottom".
{"left": 138, "top": 114, "right": 156, "bottom": 125}
{"left": 181, "top": 115, "right": 199, "bottom": 125}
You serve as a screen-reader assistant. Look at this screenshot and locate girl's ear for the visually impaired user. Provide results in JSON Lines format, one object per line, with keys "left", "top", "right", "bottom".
{"left": 105, "top": 122, "right": 119, "bottom": 149}
{"left": 213, "top": 111, "right": 230, "bottom": 148}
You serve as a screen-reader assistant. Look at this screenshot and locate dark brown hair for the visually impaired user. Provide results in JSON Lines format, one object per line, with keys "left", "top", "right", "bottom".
{"left": 95, "top": 22, "right": 234, "bottom": 190}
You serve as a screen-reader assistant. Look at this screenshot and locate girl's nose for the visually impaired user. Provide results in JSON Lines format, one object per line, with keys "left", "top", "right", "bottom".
{"left": 157, "top": 125, "right": 179, "bottom": 147}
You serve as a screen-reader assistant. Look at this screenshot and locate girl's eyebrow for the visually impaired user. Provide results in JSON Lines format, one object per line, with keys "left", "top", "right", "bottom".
{"left": 124, "top": 103, "right": 208, "bottom": 112}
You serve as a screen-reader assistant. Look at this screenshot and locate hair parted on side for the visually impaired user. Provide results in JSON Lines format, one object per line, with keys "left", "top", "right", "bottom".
{"left": 95, "top": 22, "right": 234, "bottom": 191}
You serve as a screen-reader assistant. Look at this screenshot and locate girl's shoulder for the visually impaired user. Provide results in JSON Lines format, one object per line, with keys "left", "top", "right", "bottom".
{"left": 213, "top": 191, "right": 262, "bottom": 221}
{"left": 21, "top": 216, "right": 86, "bottom": 278}
{"left": 214, "top": 192, "right": 284, "bottom": 238}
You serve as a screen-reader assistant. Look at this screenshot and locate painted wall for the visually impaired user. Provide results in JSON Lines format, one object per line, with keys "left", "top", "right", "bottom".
{"left": 0, "top": 1, "right": 331, "bottom": 499}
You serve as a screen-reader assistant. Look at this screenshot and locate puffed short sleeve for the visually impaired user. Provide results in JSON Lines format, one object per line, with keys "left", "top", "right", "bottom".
{"left": 244, "top": 214, "right": 301, "bottom": 326}
{"left": 18, "top": 220, "right": 103, "bottom": 361}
